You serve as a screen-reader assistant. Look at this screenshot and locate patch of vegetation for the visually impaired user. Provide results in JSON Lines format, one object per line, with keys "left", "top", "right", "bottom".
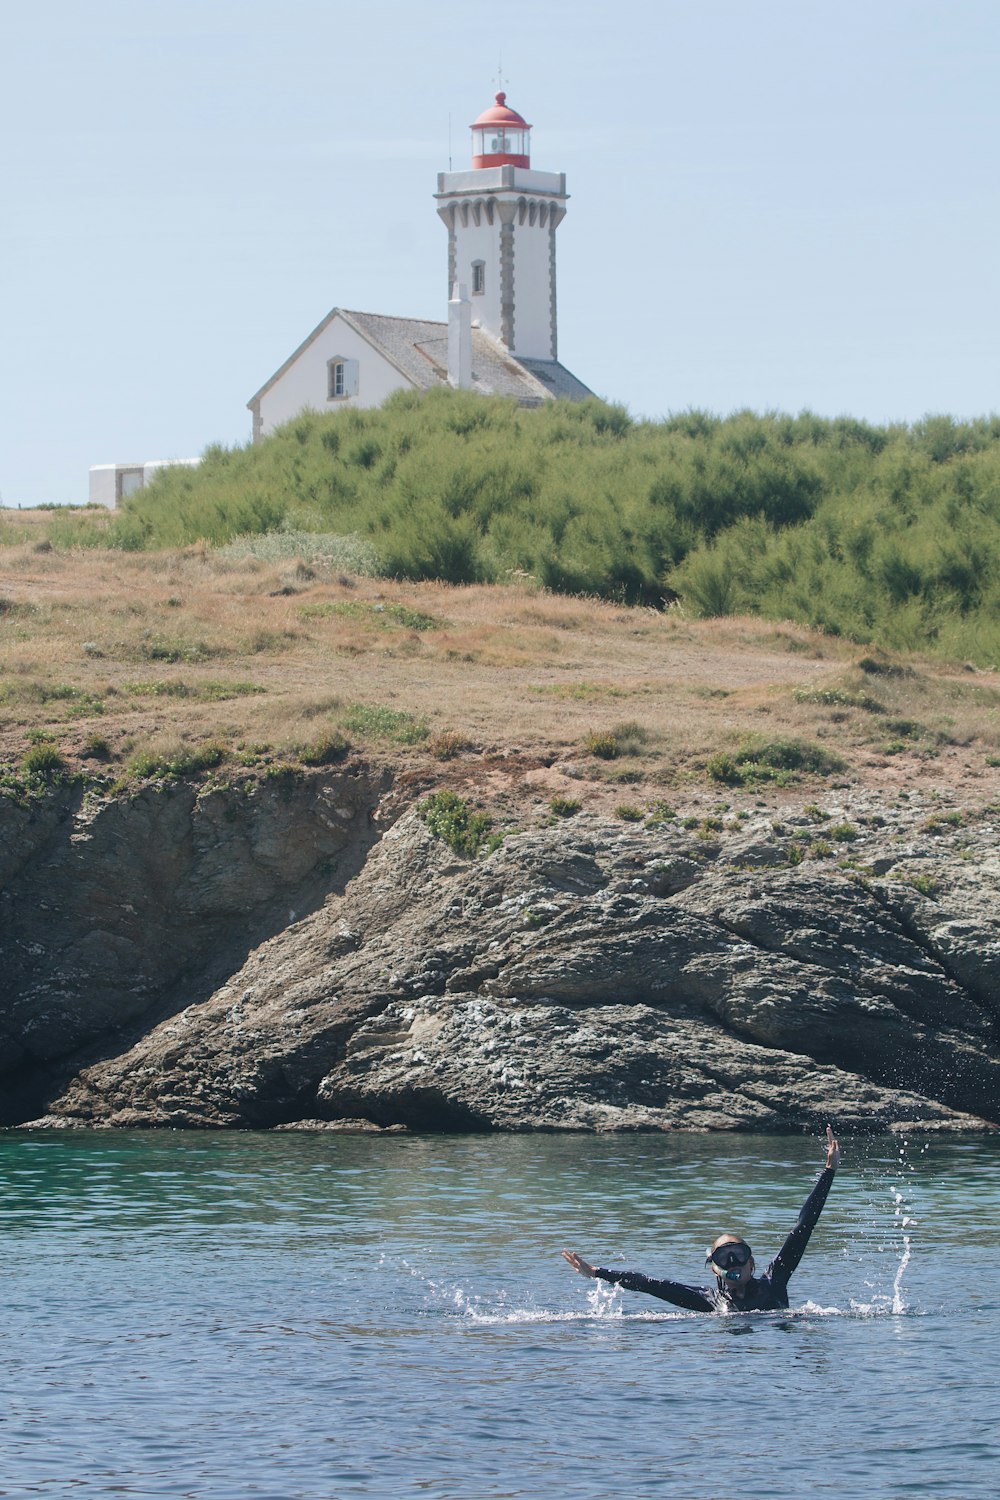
{"left": 615, "top": 804, "right": 644, "bottom": 821}
{"left": 127, "top": 741, "right": 227, "bottom": 780}
{"left": 529, "top": 680, "right": 630, "bottom": 701}
{"left": 2, "top": 681, "right": 105, "bottom": 715}
{"left": 21, "top": 743, "right": 66, "bottom": 777}
{"left": 299, "top": 600, "right": 442, "bottom": 631}
{"left": 645, "top": 801, "right": 676, "bottom": 825}
{"left": 901, "top": 871, "right": 940, "bottom": 898}
{"left": 828, "top": 821, "right": 860, "bottom": 841}
{"left": 707, "top": 737, "right": 847, "bottom": 788}
{"left": 794, "top": 687, "right": 885, "bottom": 713}
{"left": 216, "top": 528, "right": 382, "bottom": 575}
{"left": 856, "top": 655, "right": 917, "bottom": 679}
{"left": 584, "top": 730, "right": 620, "bottom": 760}
{"left": 584, "top": 722, "right": 648, "bottom": 761}
{"left": 122, "top": 678, "right": 264, "bottom": 701}
{"left": 923, "top": 810, "right": 964, "bottom": 833}
{"left": 550, "top": 796, "right": 581, "bottom": 818}
{"left": 297, "top": 731, "right": 350, "bottom": 766}
{"left": 131, "top": 635, "right": 224, "bottom": 665}
{"left": 35, "top": 392, "right": 1000, "bottom": 663}
{"left": 428, "top": 730, "right": 471, "bottom": 761}
{"left": 417, "top": 790, "right": 500, "bottom": 857}
{"left": 881, "top": 717, "right": 924, "bottom": 740}
{"left": 81, "top": 734, "right": 112, "bottom": 761}
{"left": 342, "top": 702, "right": 429, "bottom": 744}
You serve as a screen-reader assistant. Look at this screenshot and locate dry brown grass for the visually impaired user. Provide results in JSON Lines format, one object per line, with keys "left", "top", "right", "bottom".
{"left": 2, "top": 521, "right": 1000, "bottom": 815}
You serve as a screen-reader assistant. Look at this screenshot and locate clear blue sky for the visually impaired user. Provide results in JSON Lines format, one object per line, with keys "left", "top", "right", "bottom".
{"left": 3, "top": 0, "right": 999, "bottom": 507}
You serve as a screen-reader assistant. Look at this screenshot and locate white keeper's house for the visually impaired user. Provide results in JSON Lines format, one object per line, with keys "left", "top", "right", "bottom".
{"left": 247, "top": 91, "right": 592, "bottom": 441}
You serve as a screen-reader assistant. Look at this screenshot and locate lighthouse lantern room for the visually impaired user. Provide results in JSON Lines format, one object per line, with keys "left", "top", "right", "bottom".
{"left": 471, "top": 92, "right": 531, "bottom": 169}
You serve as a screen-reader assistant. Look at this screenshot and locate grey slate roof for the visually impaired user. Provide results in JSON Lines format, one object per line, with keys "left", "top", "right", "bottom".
{"left": 248, "top": 307, "right": 592, "bottom": 408}
{"left": 345, "top": 310, "right": 593, "bottom": 404}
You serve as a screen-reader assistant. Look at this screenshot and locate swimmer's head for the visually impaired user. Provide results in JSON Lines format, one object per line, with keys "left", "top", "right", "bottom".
{"left": 707, "top": 1234, "right": 754, "bottom": 1287}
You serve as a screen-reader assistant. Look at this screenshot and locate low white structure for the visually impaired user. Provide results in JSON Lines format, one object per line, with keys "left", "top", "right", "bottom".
{"left": 88, "top": 458, "right": 201, "bottom": 509}
{"left": 248, "top": 91, "right": 590, "bottom": 442}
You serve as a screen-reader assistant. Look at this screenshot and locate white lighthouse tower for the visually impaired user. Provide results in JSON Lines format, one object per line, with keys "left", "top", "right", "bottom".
{"left": 435, "top": 92, "right": 568, "bottom": 361}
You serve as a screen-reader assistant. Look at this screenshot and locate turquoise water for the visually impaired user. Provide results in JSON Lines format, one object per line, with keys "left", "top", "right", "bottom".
{"left": 2, "top": 1130, "right": 998, "bottom": 1499}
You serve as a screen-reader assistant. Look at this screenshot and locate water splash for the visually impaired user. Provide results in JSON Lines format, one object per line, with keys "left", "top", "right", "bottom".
{"left": 886, "top": 1137, "right": 917, "bottom": 1313}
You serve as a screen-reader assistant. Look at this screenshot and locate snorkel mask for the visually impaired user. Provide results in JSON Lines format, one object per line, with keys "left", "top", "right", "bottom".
{"left": 706, "top": 1240, "right": 752, "bottom": 1282}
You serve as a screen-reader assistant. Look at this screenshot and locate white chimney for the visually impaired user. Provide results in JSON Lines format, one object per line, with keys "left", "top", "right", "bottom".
{"left": 448, "top": 282, "right": 473, "bottom": 390}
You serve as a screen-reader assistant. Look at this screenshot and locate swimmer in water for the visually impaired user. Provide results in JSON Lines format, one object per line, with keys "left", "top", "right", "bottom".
{"left": 563, "top": 1125, "right": 840, "bottom": 1313}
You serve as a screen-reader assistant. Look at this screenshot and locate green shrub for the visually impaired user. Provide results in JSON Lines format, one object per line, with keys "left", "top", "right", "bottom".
{"left": 298, "top": 731, "right": 350, "bottom": 766}
{"left": 585, "top": 731, "right": 620, "bottom": 760}
{"left": 417, "top": 790, "right": 499, "bottom": 857}
{"left": 615, "top": 804, "right": 644, "bottom": 821}
{"left": 74, "top": 390, "right": 1000, "bottom": 663}
{"left": 707, "top": 737, "right": 846, "bottom": 788}
{"left": 128, "top": 741, "right": 227, "bottom": 779}
{"left": 342, "top": 703, "right": 429, "bottom": 744}
{"left": 550, "top": 796, "right": 581, "bottom": 818}
{"left": 21, "top": 743, "right": 65, "bottom": 777}
{"left": 829, "top": 822, "right": 860, "bottom": 841}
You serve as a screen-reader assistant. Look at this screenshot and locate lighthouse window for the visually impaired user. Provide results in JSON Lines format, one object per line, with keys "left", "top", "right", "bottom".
{"left": 472, "top": 261, "right": 485, "bottom": 295}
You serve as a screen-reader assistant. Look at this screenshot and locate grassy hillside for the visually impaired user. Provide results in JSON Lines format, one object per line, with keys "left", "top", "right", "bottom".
{"left": 3, "top": 527, "right": 999, "bottom": 817}
{"left": 31, "top": 389, "right": 1000, "bottom": 663}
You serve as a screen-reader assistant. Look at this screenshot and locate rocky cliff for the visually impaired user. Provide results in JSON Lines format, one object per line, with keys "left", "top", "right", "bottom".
{"left": 3, "top": 770, "right": 998, "bottom": 1133}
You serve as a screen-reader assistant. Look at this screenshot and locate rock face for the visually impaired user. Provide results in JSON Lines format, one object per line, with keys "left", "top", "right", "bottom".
{"left": 0, "top": 768, "right": 387, "bottom": 1123}
{"left": 5, "top": 774, "right": 996, "bottom": 1134}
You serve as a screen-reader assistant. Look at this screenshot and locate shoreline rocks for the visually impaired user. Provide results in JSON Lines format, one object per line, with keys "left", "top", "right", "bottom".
{"left": 4, "top": 774, "right": 996, "bottom": 1134}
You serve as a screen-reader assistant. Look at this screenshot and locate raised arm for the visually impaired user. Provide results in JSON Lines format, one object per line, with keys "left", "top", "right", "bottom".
{"left": 562, "top": 1248, "right": 715, "bottom": 1312}
{"left": 769, "top": 1126, "right": 839, "bottom": 1288}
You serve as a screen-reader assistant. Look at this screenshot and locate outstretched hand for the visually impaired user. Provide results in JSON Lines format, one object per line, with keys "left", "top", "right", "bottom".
{"left": 562, "top": 1248, "right": 596, "bottom": 1278}
{"left": 825, "top": 1123, "right": 840, "bottom": 1170}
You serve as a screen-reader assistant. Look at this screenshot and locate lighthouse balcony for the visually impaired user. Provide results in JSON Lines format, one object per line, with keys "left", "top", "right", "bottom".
{"left": 436, "top": 166, "right": 567, "bottom": 199}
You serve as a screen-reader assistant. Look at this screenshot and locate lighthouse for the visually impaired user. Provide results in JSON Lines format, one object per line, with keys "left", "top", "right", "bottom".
{"left": 244, "top": 89, "right": 590, "bottom": 442}
{"left": 435, "top": 92, "right": 568, "bottom": 361}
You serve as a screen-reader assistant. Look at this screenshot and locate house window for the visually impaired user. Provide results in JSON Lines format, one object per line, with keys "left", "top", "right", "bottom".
{"left": 472, "top": 260, "right": 485, "bottom": 295}
{"left": 327, "top": 357, "right": 358, "bottom": 400}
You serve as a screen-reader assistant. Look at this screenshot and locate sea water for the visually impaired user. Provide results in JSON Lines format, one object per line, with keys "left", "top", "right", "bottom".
{"left": 1, "top": 1130, "right": 998, "bottom": 1499}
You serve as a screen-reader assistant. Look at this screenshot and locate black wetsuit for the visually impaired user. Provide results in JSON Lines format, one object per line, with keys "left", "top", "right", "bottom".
{"left": 594, "top": 1165, "right": 836, "bottom": 1313}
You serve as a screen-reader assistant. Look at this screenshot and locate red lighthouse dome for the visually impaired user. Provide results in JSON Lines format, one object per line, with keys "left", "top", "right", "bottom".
{"left": 470, "top": 92, "right": 531, "bottom": 169}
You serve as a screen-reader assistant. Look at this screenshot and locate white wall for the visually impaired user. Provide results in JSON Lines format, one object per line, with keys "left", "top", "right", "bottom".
{"left": 510, "top": 217, "right": 555, "bottom": 360}
{"left": 254, "top": 315, "right": 413, "bottom": 439}
{"left": 88, "top": 464, "right": 119, "bottom": 508}
{"left": 454, "top": 217, "right": 503, "bottom": 345}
